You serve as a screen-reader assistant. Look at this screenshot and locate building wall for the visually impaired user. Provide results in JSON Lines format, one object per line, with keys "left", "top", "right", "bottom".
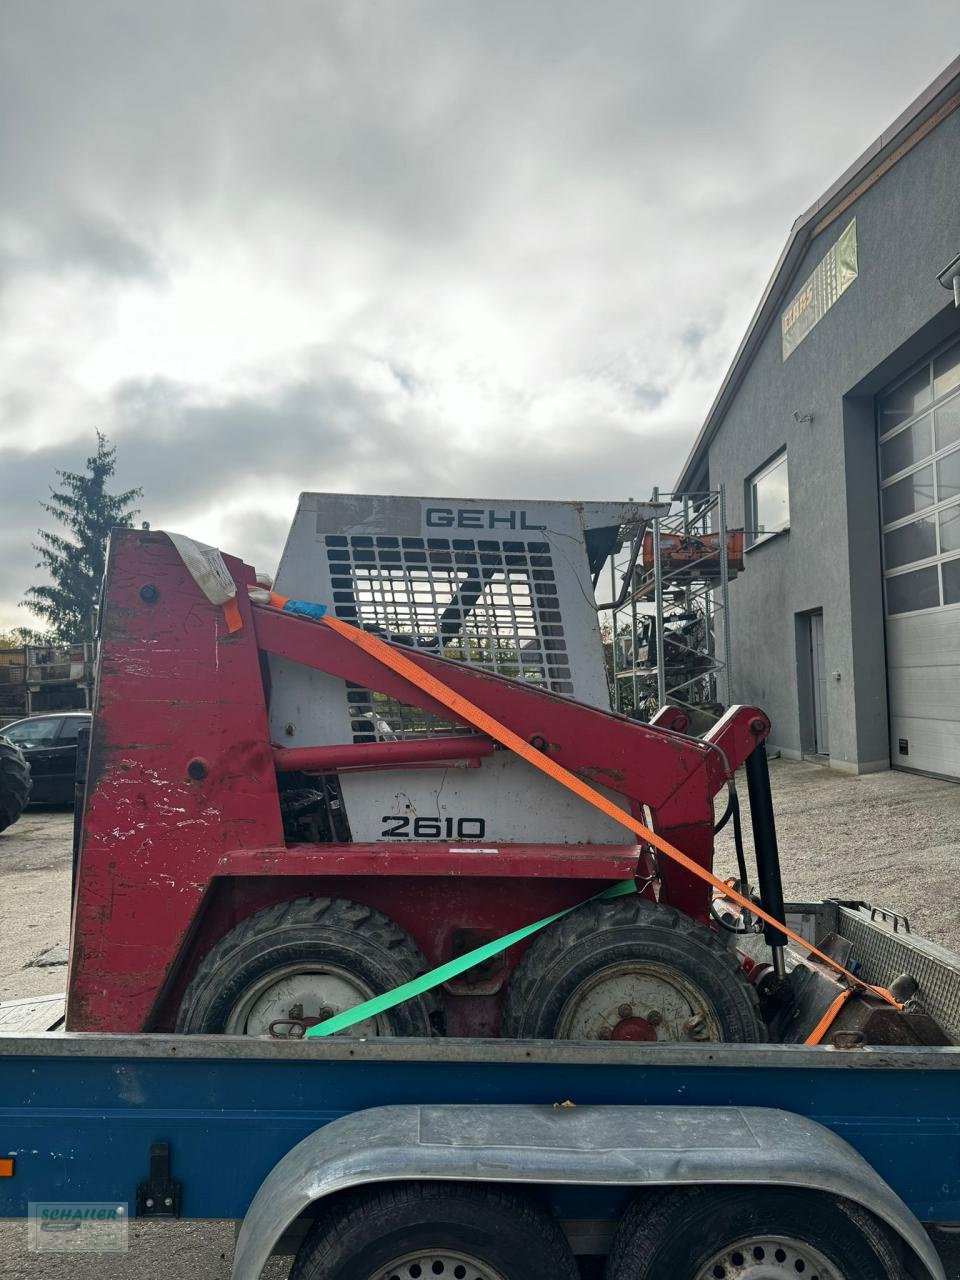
{"left": 706, "top": 109, "right": 960, "bottom": 771}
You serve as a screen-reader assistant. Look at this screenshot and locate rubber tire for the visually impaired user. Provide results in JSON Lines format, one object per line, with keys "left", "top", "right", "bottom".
{"left": 175, "top": 896, "right": 437, "bottom": 1035}
{"left": 290, "top": 1182, "right": 580, "bottom": 1280}
{"left": 607, "top": 1186, "right": 903, "bottom": 1279}
{"left": 0, "top": 739, "right": 31, "bottom": 834}
{"left": 501, "top": 897, "right": 764, "bottom": 1043}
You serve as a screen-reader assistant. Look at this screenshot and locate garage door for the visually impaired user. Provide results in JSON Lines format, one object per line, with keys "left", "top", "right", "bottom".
{"left": 878, "top": 334, "right": 960, "bottom": 779}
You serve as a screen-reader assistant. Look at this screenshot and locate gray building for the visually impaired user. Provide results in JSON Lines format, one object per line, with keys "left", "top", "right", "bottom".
{"left": 676, "top": 57, "right": 960, "bottom": 780}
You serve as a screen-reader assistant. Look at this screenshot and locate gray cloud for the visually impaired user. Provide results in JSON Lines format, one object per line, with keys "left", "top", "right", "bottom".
{"left": 109, "top": 372, "right": 452, "bottom": 510}
{"left": 0, "top": 1, "right": 956, "bottom": 629}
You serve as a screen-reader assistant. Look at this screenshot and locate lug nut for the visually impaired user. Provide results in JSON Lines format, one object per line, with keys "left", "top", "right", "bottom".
{"left": 617, "top": 1003, "right": 633, "bottom": 1019}
{"left": 646, "top": 1010, "right": 663, "bottom": 1026}
{"left": 597, "top": 1026, "right": 612, "bottom": 1040}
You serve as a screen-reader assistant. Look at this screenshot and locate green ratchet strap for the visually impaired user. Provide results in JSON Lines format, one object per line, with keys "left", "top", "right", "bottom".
{"left": 304, "top": 878, "right": 637, "bottom": 1038}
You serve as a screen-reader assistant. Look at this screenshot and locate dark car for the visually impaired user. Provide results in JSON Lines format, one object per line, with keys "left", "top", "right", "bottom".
{"left": 0, "top": 711, "right": 90, "bottom": 805}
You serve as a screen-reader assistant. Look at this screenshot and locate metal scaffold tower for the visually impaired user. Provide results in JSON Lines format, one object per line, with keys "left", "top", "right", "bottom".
{"left": 602, "top": 487, "right": 742, "bottom": 731}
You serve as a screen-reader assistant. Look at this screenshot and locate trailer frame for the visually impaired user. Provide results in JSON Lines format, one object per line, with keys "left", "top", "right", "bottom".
{"left": 1, "top": 1029, "right": 957, "bottom": 1279}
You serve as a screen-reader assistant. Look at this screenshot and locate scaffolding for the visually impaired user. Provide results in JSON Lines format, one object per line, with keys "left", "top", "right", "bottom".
{"left": 603, "top": 487, "right": 742, "bottom": 730}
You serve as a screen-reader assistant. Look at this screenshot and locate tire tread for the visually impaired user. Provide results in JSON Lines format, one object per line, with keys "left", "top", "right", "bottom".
{"left": 608, "top": 1185, "right": 902, "bottom": 1279}
{"left": 290, "top": 1182, "right": 578, "bottom": 1280}
{"left": 502, "top": 896, "right": 763, "bottom": 1041}
{"left": 176, "top": 895, "right": 438, "bottom": 1034}
{"left": 0, "top": 740, "right": 31, "bottom": 834}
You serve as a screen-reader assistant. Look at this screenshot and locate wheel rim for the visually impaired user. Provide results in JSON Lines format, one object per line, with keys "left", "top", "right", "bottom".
{"left": 224, "top": 962, "right": 385, "bottom": 1036}
{"left": 555, "top": 960, "right": 722, "bottom": 1041}
{"left": 367, "top": 1249, "right": 507, "bottom": 1280}
{"left": 694, "top": 1234, "right": 841, "bottom": 1280}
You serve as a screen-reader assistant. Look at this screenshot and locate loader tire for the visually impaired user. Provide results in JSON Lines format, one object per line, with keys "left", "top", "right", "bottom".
{"left": 176, "top": 896, "right": 438, "bottom": 1036}
{"left": 501, "top": 896, "right": 764, "bottom": 1043}
{"left": 0, "top": 739, "right": 31, "bottom": 834}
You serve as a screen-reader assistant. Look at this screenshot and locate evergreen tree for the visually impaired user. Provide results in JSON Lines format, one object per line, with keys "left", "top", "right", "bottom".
{"left": 22, "top": 433, "right": 142, "bottom": 643}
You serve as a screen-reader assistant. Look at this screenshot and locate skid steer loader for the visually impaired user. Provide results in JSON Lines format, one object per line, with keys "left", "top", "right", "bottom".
{"left": 66, "top": 493, "right": 896, "bottom": 1047}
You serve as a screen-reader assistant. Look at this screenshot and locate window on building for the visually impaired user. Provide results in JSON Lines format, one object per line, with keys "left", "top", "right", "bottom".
{"left": 878, "top": 335, "right": 960, "bottom": 615}
{"left": 748, "top": 450, "right": 790, "bottom": 545}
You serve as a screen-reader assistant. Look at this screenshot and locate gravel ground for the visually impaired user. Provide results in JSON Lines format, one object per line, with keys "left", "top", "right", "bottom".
{"left": 715, "top": 757, "right": 960, "bottom": 952}
{"left": 1, "top": 762, "right": 959, "bottom": 1277}
{"left": 0, "top": 808, "right": 74, "bottom": 1003}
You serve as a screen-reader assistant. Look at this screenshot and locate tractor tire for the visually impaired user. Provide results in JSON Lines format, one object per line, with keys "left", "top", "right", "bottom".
{"left": 607, "top": 1186, "right": 902, "bottom": 1279}
{"left": 0, "top": 739, "right": 31, "bottom": 834}
{"left": 176, "top": 896, "right": 438, "bottom": 1036}
{"left": 501, "top": 896, "right": 764, "bottom": 1044}
{"left": 290, "top": 1182, "right": 580, "bottom": 1280}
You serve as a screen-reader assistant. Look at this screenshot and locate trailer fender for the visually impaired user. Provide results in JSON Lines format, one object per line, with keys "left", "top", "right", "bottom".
{"left": 231, "top": 1103, "right": 944, "bottom": 1280}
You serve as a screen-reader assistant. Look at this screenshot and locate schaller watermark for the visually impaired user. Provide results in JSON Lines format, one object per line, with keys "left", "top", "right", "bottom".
{"left": 27, "top": 1202, "right": 129, "bottom": 1253}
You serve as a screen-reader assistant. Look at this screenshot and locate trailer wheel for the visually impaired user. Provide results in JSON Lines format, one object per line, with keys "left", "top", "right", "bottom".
{"left": 608, "top": 1186, "right": 902, "bottom": 1279}
{"left": 0, "top": 739, "right": 31, "bottom": 834}
{"left": 501, "top": 897, "right": 763, "bottom": 1043}
{"left": 175, "top": 897, "right": 437, "bottom": 1036}
{"left": 290, "top": 1182, "right": 579, "bottom": 1280}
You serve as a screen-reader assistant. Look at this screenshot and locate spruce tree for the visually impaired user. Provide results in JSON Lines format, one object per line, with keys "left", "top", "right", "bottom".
{"left": 22, "top": 433, "right": 142, "bottom": 643}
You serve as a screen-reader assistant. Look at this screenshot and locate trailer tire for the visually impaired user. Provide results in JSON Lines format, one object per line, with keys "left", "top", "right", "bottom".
{"left": 0, "top": 739, "right": 31, "bottom": 834}
{"left": 175, "top": 897, "right": 437, "bottom": 1036}
{"left": 608, "top": 1185, "right": 902, "bottom": 1279}
{"left": 501, "top": 896, "right": 764, "bottom": 1043}
{"left": 290, "top": 1182, "right": 579, "bottom": 1280}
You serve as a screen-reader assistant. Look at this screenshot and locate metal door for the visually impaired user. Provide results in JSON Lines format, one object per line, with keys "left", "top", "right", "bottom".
{"left": 809, "top": 612, "right": 829, "bottom": 755}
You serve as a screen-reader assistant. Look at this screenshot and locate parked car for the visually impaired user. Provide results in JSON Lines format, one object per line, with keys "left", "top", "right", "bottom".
{"left": 0, "top": 711, "right": 90, "bottom": 805}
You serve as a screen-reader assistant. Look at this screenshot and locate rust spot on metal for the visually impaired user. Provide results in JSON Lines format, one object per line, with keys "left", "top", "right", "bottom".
{"left": 578, "top": 765, "right": 626, "bottom": 784}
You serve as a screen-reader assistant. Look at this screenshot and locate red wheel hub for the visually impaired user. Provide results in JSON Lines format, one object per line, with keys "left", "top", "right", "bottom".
{"left": 610, "top": 1016, "right": 658, "bottom": 1042}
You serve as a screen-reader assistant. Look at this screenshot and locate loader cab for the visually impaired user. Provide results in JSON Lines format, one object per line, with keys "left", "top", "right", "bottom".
{"left": 266, "top": 494, "right": 661, "bottom": 848}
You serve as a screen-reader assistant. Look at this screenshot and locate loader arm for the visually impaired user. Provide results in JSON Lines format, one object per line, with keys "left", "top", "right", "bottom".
{"left": 253, "top": 603, "right": 769, "bottom": 916}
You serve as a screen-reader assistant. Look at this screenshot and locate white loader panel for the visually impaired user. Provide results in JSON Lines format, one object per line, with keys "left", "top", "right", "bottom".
{"left": 269, "top": 493, "right": 655, "bottom": 844}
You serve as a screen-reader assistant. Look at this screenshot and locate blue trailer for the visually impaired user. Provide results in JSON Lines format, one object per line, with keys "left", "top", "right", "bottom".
{"left": 2, "top": 900, "right": 959, "bottom": 1280}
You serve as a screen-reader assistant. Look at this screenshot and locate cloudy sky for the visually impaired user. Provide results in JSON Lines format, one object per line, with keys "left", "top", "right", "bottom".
{"left": 0, "top": 2, "right": 955, "bottom": 633}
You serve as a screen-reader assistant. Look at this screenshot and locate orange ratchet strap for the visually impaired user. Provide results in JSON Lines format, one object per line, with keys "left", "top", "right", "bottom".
{"left": 319, "top": 613, "right": 900, "bottom": 1030}
{"left": 804, "top": 988, "right": 858, "bottom": 1045}
{"left": 261, "top": 601, "right": 899, "bottom": 1038}
{"left": 222, "top": 597, "right": 243, "bottom": 633}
